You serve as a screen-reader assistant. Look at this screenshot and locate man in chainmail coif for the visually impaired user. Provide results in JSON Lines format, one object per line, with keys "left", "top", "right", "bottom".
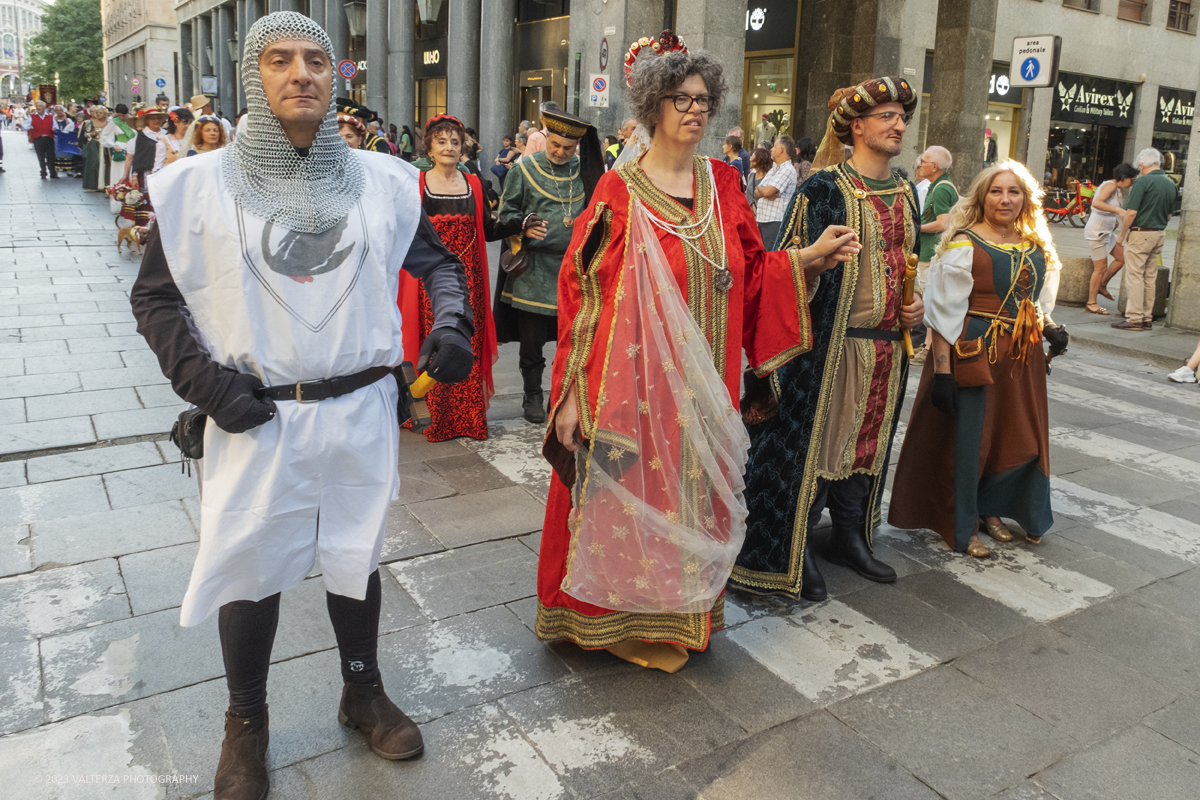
{"left": 130, "top": 12, "right": 474, "bottom": 800}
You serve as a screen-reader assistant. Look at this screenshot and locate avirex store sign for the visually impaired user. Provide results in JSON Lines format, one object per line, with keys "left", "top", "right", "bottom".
{"left": 1052, "top": 72, "right": 1137, "bottom": 129}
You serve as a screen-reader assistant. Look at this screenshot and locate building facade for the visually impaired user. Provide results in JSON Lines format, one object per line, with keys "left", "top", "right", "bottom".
{"left": 0, "top": 0, "right": 46, "bottom": 98}
{"left": 103, "top": 0, "right": 182, "bottom": 109}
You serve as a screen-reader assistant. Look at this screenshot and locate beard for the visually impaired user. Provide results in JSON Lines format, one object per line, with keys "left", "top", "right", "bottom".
{"left": 864, "top": 128, "right": 904, "bottom": 159}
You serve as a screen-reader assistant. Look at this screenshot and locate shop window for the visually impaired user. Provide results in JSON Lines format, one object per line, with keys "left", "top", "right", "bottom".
{"left": 1168, "top": 0, "right": 1196, "bottom": 31}
{"left": 518, "top": 0, "right": 570, "bottom": 23}
{"left": 1118, "top": 0, "right": 1148, "bottom": 21}
{"left": 1062, "top": 0, "right": 1099, "bottom": 10}
{"left": 742, "top": 56, "right": 794, "bottom": 148}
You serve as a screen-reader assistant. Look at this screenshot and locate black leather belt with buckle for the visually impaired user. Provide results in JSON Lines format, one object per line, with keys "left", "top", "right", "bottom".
{"left": 1130, "top": 227, "right": 1165, "bottom": 232}
{"left": 260, "top": 365, "right": 394, "bottom": 403}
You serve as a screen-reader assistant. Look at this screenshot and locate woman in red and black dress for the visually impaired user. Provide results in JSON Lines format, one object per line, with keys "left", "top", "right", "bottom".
{"left": 398, "top": 114, "right": 543, "bottom": 441}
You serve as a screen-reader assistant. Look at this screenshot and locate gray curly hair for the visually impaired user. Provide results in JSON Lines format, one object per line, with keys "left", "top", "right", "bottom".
{"left": 627, "top": 50, "right": 727, "bottom": 137}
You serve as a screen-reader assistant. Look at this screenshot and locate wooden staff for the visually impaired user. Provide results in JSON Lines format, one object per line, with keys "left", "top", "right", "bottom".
{"left": 902, "top": 254, "right": 918, "bottom": 358}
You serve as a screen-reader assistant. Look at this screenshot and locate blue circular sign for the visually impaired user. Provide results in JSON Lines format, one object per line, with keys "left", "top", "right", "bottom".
{"left": 592, "top": 77, "right": 606, "bottom": 92}
{"left": 155, "top": 78, "right": 166, "bottom": 88}
{"left": 1021, "top": 57, "right": 1040, "bottom": 82}
{"left": 338, "top": 60, "right": 357, "bottom": 79}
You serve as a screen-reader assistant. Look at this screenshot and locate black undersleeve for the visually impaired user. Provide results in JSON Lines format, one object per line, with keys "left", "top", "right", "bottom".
{"left": 217, "top": 571, "right": 383, "bottom": 716}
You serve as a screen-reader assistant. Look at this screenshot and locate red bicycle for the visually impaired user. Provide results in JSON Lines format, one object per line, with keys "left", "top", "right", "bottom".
{"left": 1044, "top": 179, "right": 1094, "bottom": 227}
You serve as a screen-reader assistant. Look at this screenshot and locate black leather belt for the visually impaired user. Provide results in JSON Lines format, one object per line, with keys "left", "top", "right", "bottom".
{"left": 1130, "top": 227, "right": 1164, "bottom": 232}
{"left": 845, "top": 327, "right": 903, "bottom": 342}
{"left": 261, "top": 366, "right": 393, "bottom": 403}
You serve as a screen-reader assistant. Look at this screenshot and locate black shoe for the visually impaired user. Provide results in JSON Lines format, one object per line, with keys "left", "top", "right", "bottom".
{"left": 49, "top": 173, "right": 60, "bottom": 179}
{"left": 40, "top": 173, "right": 47, "bottom": 179}
{"left": 339, "top": 679, "right": 424, "bottom": 760}
{"left": 826, "top": 525, "right": 897, "bottom": 583}
{"left": 523, "top": 392, "right": 546, "bottom": 424}
{"left": 214, "top": 706, "right": 269, "bottom": 800}
{"left": 799, "top": 546, "right": 828, "bottom": 601}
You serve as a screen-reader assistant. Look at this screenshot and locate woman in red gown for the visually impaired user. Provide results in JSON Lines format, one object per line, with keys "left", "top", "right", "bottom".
{"left": 398, "top": 115, "right": 541, "bottom": 441}
{"left": 537, "top": 35, "right": 859, "bottom": 672}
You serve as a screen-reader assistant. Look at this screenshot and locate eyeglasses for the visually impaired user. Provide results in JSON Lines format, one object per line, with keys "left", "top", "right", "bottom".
{"left": 860, "top": 111, "right": 913, "bottom": 126}
{"left": 664, "top": 94, "right": 714, "bottom": 113}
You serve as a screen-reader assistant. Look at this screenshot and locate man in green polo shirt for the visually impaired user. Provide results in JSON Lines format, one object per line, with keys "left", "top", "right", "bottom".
{"left": 1113, "top": 148, "right": 1177, "bottom": 330}
{"left": 914, "top": 145, "right": 957, "bottom": 354}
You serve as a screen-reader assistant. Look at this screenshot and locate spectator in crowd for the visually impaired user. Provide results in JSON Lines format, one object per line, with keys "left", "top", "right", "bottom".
{"left": 721, "top": 135, "right": 745, "bottom": 179}
{"left": 398, "top": 125, "right": 415, "bottom": 161}
{"left": 190, "top": 94, "right": 235, "bottom": 142}
{"left": 794, "top": 136, "right": 816, "bottom": 185}
{"left": 1167, "top": 339, "right": 1200, "bottom": 384}
{"left": 1083, "top": 162, "right": 1137, "bottom": 315}
{"left": 745, "top": 145, "right": 771, "bottom": 215}
{"left": 615, "top": 117, "right": 638, "bottom": 159}
{"left": 603, "top": 134, "right": 620, "bottom": 169}
{"left": 491, "top": 134, "right": 519, "bottom": 186}
{"left": 1113, "top": 148, "right": 1176, "bottom": 331}
{"left": 753, "top": 135, "right": 798, "bottom": 247}
{"left": 513, "top": 131, "right": 528, "bottom": 155}
{"left": 521, "top": 101, "right": 559, "bottom": 157}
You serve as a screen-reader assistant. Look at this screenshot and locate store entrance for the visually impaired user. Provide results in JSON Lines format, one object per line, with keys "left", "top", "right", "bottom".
{"left": 417, "top": 77, "right": 446, "bottom": 130}
{"left": 742, "top": 56, "right": 795, "bottom": 147}
{"left": 1045, "top": 123, "right": 1127, "bottom": 189}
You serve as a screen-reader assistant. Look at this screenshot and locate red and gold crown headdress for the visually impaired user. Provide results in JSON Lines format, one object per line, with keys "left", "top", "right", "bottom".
{"left": 623, "top": 30, "right": 688, "bottom": 87}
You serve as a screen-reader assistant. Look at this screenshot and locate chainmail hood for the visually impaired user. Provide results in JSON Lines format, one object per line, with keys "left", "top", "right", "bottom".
{"left": 223, "top": 11, "right": 364, "bottom": 234}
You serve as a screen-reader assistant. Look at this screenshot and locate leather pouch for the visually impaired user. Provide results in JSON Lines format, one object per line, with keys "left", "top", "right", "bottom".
{"left": 499, "top": 235, "right": 529, "bottom": 278}
{"left": 951, "top": 316, "right": 994, "bottom": 388}
{"left": 170, "top": 407, "right": 207, "bottom": 461}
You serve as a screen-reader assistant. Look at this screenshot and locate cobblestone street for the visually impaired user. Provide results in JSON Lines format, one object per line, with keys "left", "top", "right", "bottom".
{"left": 4, "top": 129, "right": 1200, "bottom": 799}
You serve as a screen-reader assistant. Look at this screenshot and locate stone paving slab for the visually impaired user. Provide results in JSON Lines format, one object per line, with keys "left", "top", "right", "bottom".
{"left": 0, "top": 415, "right": 97, "bottom": 455}
{"left": 40, "top": 609, "right": 224, "bottom": 722}
{"left": 831, "top": 666, "right": 1076, "bottom": 800}
{"left": 0, "top": 524, "right": 32, "bottom": 577}
{"left": 0, "top": 558, "right": 130, "bottom": 644}
{"left": 31, "top": 500, "right": 196, "bottom": 567}
{"left": 1035, "top": 725, "right": 1200, "bottom": 800}
{"left": 389, "top": 539, "right": 538, "bottom": 620}
{"left": 25, "top": 441, "right": 164, "bottom": 483}
{"left": 0, "top": 474, "right": 111, "bottom": 524}
{"left": 119, "top": 542, "right": 200, "bottom": 616}
{"left": 408, "top": 485, "right": 545, "bottom": 548}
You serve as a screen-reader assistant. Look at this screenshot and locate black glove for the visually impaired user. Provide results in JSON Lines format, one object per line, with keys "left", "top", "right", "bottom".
{"left": 418, "top": 326, "right": 474, "bottom": 384}
{"left": 522, "top": 213, "right": 547, "bottom": 234}
{"left": 210, "top": 372, "right": 277, "bottom": 434}
{"left": 931, "top": 373, "right": 958, "bottom": 416}
{"left": 1044, "top": 323, "right": 1069, "bottom": 359}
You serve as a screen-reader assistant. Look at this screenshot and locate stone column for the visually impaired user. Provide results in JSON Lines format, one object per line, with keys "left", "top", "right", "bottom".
{"left": 478, "top": 0, "right": 514, "bottom": 184}
{"left": 447, "top": 0, "right": 481, "bottom": 129}
{"left": 925, "top": 0, "right": 997, "bottom": 186}
{"left": 192, "top": 18, "right": 204, "bottom": 96}
{"left": 199, "top": 13, "right": 213, "bottom": 96}
{"left": 218, "top": 5, "right": 236, "bottom": 118}
{"left": 180, "top": 22, "right": 194, "bottom": 101}
{"left": 794, "top": 0, "right": 906, "bottom": 143}
{"left": 326, "top": 0, "right": 349, "bottom": 73}
{"left": 674, "top": 0, "right": 747, "bottom": 158}
{"left": 278, "top": 0, "right": 299, "bottom": 11}
{"left": 387, "top": 0, "right": 415, "bottom": 132}
{"left": 235, "top": 0, "right": 248, "bottom": 109}
{"left": 309, "top": 0, "right": 326, "bottom": 27}
{"left": 1166, "top": 106, "right": 1200, "bottom": 332}
{"left": 366, "top": 0, "right": 387, "bottom": 116}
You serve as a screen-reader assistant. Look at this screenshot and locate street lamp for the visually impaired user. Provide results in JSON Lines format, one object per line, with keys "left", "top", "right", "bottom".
{"left": 344, "top": 1, "right": 367, "bottom": 38}
{"left": 227, "top": 37, "right": 239, "bottom": 63}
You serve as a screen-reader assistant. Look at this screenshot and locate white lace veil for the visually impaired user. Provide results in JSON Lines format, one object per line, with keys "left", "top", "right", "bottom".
{"left": 562, "top": 195, "right": 750, "bottom": 614}
{"left": 613, "top": 123, "right": 652, "bottom": 169}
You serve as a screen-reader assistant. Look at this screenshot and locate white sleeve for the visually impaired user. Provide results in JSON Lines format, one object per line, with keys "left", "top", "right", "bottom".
{"left": 924, "top": 242, "right": 975, "bottom": 346}
{"left": 153, "top": 140, "right": 168, "bottom": 173}
{"left": 1038, "top": 250, "right": 1061, "bottom": 317}
{"left": 98, "top": 120, "right": 117, "bottom": 148}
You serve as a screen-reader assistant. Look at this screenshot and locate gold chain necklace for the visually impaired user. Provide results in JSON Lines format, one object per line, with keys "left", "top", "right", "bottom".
{"left": 550, "top": 161, "right": 576, "bottom": 228}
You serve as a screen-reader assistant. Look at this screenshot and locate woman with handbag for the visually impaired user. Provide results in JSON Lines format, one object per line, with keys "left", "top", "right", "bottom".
{"left": 889, "top": 161, "right": 1068, "bottom": 557}
{"left": 396, "top": 114, "right": 545, "bottom": 441}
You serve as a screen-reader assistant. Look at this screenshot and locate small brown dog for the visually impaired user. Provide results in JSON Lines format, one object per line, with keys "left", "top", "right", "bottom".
{"left": 118, "top": 225, "right": 150, "bottom": 255}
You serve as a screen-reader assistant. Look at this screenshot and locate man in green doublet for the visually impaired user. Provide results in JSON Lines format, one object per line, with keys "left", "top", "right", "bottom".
{"left": 495, "top": 108, "right": 603, "bottom": 423}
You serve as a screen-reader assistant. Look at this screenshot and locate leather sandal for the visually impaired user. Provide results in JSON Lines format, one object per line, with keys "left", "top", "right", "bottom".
{"left": 1025, "top": 535, "right": 1042, "bottom": 545}
{"left": 1085, "top": 303, "right": 1110, "bottom": 315}
{"left": 981, "top": 516, "right": 1014, "bottom": 542}
{"left": 1099, "top": 287, "right": 1114, "bottom": 301}
{"left": 965, "top": 536, "right": 991, "bottom": 558}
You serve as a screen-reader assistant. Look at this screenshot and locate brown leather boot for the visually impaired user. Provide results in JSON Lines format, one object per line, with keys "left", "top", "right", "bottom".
{"left": 213, "top": 707, "right": 269, "bottom": 800}
{"left": 338, "top": 679, "right": 424, "bottom": 760}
